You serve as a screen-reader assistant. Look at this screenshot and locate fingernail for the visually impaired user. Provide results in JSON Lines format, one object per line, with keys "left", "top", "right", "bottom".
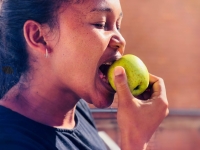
{"left": 114, "top": 66, "right": 124, "bottom": 76}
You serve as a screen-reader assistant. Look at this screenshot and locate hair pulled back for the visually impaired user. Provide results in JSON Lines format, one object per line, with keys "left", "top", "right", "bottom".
{"left": 0, "top": 0, "right": 70, "bottom": 98}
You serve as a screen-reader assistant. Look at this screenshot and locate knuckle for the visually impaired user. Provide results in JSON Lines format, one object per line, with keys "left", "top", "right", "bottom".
{"left": 115, "top": 78, "right": 127, "bottom": 88}
{"left": 159, "top": 77, "right": 165, "bottom": 83}
{"left": 116, "top": 81, "right": 128, "bottom": 91}
{"left": 160, "top": 98, "right": 169, "bottom": 112}
{"left": 157, "top": 77, "right": 164, "bottom": 83}
{"left": 154, "top": 96, "right": 168, "bottom": 108}
{"left": 156, "top": 96, "right": 169, "bottom": 117}
{"left": 165, "top": 108, "right": 169, "bottom": 116}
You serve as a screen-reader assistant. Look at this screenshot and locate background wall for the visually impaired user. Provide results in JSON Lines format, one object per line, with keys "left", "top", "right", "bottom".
{"left": 91, "top": 0, "right": 200, "bottom": 150}
{"left": 120, "top": 0, "right": 200, "bottom": 109}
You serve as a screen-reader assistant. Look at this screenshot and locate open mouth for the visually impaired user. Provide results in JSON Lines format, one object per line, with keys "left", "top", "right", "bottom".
{"left": 99, "top": 61, "right": 113, "bottom": 84}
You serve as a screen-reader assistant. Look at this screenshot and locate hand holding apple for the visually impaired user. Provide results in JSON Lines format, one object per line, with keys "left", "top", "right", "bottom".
{"left": 114, "top": 67, "right": 169, "bottom": 149}
{"left": 107, "top": 54, "right": 149, "bottom": 96}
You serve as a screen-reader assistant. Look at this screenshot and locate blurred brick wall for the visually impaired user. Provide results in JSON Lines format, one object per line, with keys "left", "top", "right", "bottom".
{"left": 120, "top": 0, "right": 200, "bottom": 109}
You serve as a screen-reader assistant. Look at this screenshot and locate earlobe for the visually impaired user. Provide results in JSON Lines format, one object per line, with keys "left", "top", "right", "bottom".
{"left": 23, "top": 20, "right": 46, "bottom": 54}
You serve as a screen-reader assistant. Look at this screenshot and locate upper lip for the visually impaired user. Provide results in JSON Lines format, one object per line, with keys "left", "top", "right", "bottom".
{"left": 98, "top": 52, "right": 122, "bottom": 68}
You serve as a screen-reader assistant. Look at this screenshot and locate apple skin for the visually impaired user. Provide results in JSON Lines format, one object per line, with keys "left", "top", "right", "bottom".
{"left": 107, "top": 54, "right": 149, "bottom": 96}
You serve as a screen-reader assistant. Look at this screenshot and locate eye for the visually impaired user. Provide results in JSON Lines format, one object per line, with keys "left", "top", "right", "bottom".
{"left": 117, "top": 26, "right": 121, "bottom": 31}
{"left": 93, "top": 23, "right": 107, "bottom": 29}
{"left": 95, "top": 24, "right": 105, "bottom": 28}
{"left": 116, "top": 23, "right": 121, "bottom": 31}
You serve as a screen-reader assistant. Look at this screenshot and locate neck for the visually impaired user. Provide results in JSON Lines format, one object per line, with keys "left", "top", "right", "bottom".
{"left": 0, "top": 80, "right": 80, "bottom": 129}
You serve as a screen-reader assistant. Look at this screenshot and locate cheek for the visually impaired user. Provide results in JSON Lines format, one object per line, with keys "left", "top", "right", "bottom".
{"left": 54, "top": 26, "right": 109, "bottom": 76}
{"left": 79, "top": 30, "right": 109, "bottom": 55}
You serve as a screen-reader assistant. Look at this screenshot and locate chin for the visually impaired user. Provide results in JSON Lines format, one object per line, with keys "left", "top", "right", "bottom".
{"left": 92, "top": 94, "right": 114, "bottom": 109}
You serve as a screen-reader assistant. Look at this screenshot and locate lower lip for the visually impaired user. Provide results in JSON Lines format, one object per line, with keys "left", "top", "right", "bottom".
{"left": 98, "top": 70, "right": 116, "bottom": 93}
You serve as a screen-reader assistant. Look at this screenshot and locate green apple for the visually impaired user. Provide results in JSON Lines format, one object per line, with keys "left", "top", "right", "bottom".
{"left": 107, "top": 54, "right": 149, "bottom": 96}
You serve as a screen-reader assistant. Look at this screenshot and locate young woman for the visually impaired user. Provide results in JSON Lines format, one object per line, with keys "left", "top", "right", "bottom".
{"left": 0, "top": 0, "right": 169, "bottom": 149}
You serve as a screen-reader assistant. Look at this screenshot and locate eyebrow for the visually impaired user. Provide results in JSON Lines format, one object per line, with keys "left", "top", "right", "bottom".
{"left": 91, "top": 7, "right": 112, "bottom": 12}
{"left": 90, "top": 7, "right": 123, "bottom": 17}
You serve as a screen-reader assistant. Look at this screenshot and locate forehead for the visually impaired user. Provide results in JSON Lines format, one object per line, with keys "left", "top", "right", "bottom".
{"left": 88, "top": 0, "right": 121, "bottom": 11}
{"left": 62, "top": 0, "right": 122, "bottom": 15}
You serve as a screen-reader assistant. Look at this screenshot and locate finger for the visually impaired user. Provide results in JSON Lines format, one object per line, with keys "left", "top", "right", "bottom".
{"left": 149, "top": 73, "right": 162, "bottom": 84}
{"left": 149, "top": 73, "right": 168, "bottom": 103}
{"left": 114, "top": 66, "right": 133, "bottom": 106}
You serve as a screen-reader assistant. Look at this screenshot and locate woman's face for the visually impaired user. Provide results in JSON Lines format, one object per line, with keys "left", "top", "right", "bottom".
{"left": 48, "top": 0, "right": 125, "bottom": 108}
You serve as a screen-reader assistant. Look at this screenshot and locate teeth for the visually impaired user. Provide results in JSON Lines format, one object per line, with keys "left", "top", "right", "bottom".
{"left": 103, "top": 62, "right": 112, "bottom": 65}
{"left": 102, "top": 77, "right": 109, "bottom": 83}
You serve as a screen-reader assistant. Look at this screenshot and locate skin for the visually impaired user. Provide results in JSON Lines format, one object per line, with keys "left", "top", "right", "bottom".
{"left": 0, "top": 0, "right": 169, "bottom": 149}
{"left": 114, "top": 67, "right": 168, "bottom": 150}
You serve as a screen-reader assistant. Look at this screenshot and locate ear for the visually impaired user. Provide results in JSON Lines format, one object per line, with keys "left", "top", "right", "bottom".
{"left": 23, "top": 20, "right": 47, "bottom": 56}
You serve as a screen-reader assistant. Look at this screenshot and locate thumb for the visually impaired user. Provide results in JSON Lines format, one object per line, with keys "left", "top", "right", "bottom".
{"left": 114, "top": 66, "right": 133, "bottom": 105}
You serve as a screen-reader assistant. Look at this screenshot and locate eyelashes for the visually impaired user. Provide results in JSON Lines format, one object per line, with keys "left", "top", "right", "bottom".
{"left": 94, "top": 23, "right": 106, "bottom": 29}
{"left": 116, "top": 25, "right": 120, "bottom": 31}
{"left": 93, "top": 23, "right": 121, "bottom": 31}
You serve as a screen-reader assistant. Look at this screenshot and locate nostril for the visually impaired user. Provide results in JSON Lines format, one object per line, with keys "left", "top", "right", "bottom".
{"left": 115, "top": 45, "right": 120, "bottom": 48}
{"left": 109, "top": 37, "right": 121, "bottom": 48}
{"left": 118, "top": 47, "right": 125, "bottom": 55}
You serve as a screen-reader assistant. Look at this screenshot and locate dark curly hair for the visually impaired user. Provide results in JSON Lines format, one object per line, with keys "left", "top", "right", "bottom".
{"left": 0, "top": 0, "right": 79, "bottom": 98}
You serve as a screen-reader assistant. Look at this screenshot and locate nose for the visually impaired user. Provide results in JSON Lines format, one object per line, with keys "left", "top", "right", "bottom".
{"left": 109, "top": 31, "right": 126, "bottom": 55}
